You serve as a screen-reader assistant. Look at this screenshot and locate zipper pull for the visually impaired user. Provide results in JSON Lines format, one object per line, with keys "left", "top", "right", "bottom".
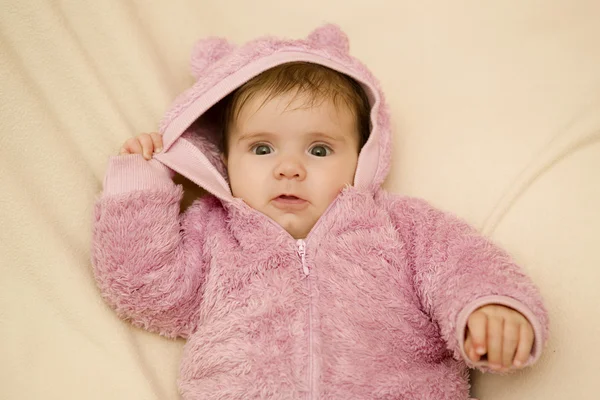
{"left": 297, "top": 239, "right": 310, "bottom": 276}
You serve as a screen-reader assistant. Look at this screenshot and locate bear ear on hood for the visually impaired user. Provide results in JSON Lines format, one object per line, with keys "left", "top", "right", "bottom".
{"left": 308, "top": 24, "right": 349, "bottom": 54}
{"left": 190, "top": 37, "right": 236, "bottom": 79}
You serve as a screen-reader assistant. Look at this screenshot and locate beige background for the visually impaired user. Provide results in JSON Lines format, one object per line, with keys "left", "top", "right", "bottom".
{"left": 1, "top": 1, "right": 599, "bottom": 399}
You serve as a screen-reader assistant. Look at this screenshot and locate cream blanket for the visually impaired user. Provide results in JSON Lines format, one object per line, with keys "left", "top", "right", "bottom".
{"left": 2, "top": 1, "right": 599, "bottom": 399}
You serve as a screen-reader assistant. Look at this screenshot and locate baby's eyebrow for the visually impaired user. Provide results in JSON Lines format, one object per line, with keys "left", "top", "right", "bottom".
{"left": 307, "top": 131, "right": 347, "bottom": 142}
{"left": 234, "top": 132, "right": 276, "bottom": 142}
{"left": 234, "top": 130, "right": 346, "bottom": 143}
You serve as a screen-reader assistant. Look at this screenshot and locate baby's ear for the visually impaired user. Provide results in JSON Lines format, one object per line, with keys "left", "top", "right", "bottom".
{"left": 190, "top": 37, "right": 236, "bottom": 79}
{"left": 307, "top": 24, "right": 349, "bottom": 54}
{"left": 220, "top": 152, "right": 227, "bottom": 167}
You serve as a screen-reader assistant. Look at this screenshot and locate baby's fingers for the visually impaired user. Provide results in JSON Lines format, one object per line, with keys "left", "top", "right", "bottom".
{"left": 149, "top": 132, "right": 163, "bottom": 153}
{"left": 120, "top": 137, "right": 143, "bottom": 155}
{"left": 466, "top": 311, "right": 487, "bottom": 362}
{"left": 137, "top": 133, "right": 155, "bottom": 160}
{"left": 502, "top": 322, "right": 520, "bottom": 368}
{"left": 513, "top": 323, "right": 534, "bottom": 368}
{"left": 486, "top": 316, "right": 503, "bottom": 369}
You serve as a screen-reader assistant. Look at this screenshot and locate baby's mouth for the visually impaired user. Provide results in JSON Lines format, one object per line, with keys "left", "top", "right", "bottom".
{"left": 272, "top": 194, "right": 308, "bottom": 208}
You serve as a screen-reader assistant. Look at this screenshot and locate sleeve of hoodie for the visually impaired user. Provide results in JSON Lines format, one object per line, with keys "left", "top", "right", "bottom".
{"left": 91, "top": 154, "right": 214, "bottom": 339}
{"left": 387, "top": 195, "right": 549, "bottom": 370}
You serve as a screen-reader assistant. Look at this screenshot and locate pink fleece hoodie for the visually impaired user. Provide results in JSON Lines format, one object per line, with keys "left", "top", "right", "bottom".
{"left": 91, "top": 24, "right": 549, "bottom": 399}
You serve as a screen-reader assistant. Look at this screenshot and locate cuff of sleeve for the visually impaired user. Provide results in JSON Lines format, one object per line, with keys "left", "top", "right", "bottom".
{"left": 103, "top": 154, "right": 176, "bottom": 195}
{"left": 455, "top": 295, "right": 545, "bottom": 370}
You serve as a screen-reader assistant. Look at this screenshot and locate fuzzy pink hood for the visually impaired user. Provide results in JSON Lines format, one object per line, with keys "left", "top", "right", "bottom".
{"left": 153, "top": 24, "right": 391, "bottom": 202}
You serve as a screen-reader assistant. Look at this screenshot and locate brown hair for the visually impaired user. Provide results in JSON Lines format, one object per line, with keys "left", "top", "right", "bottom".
{"left": 217, "top": 62, "right": 371, "bottom": 156}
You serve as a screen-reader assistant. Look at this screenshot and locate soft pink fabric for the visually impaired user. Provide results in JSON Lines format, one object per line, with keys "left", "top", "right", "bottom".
{"left": 91, "top": 24, "right": 549, "bottom": 399}
{"left": 102, "top": 155, "right": 175, "bottom": 196}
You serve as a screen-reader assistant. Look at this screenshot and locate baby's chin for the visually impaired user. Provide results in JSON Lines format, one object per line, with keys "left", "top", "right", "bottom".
{"left": 276, "top": 217, "right": 314, "bottom": 240}
{"left": 282, "top": 224, "right": 311, "bottom": 240}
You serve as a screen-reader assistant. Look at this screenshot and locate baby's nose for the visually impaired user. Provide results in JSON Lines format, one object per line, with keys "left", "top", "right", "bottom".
{"left": 274, "top": 158, "right": 307, "bottom": 180}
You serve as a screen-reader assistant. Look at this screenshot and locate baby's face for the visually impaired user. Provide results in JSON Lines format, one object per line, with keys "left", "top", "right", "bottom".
{"left": 224, "top": 91, "right": 360, "bottom": 239}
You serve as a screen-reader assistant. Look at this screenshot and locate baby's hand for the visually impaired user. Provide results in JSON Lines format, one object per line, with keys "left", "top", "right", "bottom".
{"left": 464, "top": 304, "right": 534, "bottom": 371}
{"left": 119, "top": 132, "right": 163, "bottom": 160}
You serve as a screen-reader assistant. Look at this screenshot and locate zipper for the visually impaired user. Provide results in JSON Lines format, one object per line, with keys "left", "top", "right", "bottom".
{"left": 297, "top": 239, "right": 313, "bottom": 399}
{"left": 297, "top": 239, "right": 309, "bottom": 276}
{"left": 233, "top": 194, "right": 346, "bottom": 397}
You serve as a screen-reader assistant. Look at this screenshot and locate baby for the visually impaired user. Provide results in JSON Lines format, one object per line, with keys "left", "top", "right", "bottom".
{"left": 93, "top": 25, "right": 548, "bottom": 399}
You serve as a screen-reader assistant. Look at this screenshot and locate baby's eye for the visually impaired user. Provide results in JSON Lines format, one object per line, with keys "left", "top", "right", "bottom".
{"left": 252, "top": 144, "right": 273, "bottom": 155}
{"left": 309, "top": 145, "right": 331, "bottom": 157}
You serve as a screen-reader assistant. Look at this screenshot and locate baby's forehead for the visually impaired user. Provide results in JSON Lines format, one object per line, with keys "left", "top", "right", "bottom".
{"left": 234, "top": 91, "right": 357, "bottom": 130}
{"left": 237, "top": 91, "right": 355, "bottom": 125}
